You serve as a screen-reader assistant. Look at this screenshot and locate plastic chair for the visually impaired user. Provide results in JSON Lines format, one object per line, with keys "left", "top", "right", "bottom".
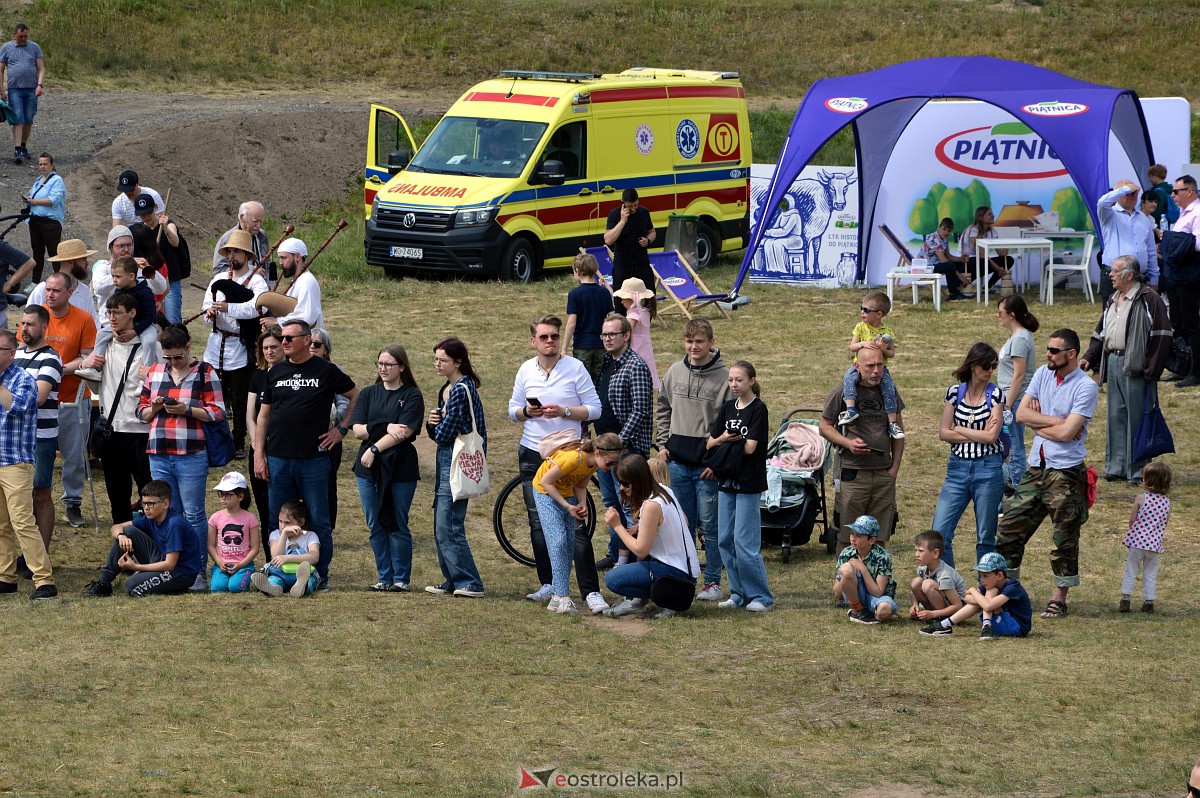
{"left": 1041, "top": 233, "right": 1096, "bottom": 304}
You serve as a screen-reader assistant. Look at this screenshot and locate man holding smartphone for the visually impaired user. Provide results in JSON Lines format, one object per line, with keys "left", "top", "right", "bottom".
{"left": 819, "top": 343, "right": 905, "bottom": 547}
{"left": 603, "top": 188, "right": 656, "bottom": 316}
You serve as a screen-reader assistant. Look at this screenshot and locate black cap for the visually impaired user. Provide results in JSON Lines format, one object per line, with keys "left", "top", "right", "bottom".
{"left": 117, "top": 170, "right": 139, "bottom": 193}
{"left": 133, "top": 193, "right": 155, "bottom": 215}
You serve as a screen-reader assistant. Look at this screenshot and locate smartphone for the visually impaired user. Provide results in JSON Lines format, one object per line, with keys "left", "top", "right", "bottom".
{"left": 163, "top": 398, "right": 180, "bottom": 406}
{"left": 526, "top": 397, "right": 542, "bottom": 407}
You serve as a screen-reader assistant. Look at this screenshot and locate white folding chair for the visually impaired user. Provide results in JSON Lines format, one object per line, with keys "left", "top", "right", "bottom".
{"left": 1041, "top": 233, "right": 1096, "bottom": 304}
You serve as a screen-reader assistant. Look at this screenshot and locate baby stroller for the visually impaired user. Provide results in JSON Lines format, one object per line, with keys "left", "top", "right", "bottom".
{"left": 760, "top": 408, "right": 834, "bottom": 561}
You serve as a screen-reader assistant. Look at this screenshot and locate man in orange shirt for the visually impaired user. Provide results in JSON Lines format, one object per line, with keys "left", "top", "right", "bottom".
{"left": 41, "top": 271, "right": 96, "bottom": 528}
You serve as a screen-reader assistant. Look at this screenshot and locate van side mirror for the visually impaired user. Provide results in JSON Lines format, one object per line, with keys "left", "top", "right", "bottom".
{"left": 532, "top": 159, "right": 565, "bottom": 186}
{"left": 386, "top": 149, "right": 411, "bottom": 174}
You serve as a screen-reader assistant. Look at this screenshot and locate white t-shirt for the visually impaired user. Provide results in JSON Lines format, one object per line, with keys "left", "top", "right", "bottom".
{"left": 111, "top": 186, "right": 165, "bottom": 226}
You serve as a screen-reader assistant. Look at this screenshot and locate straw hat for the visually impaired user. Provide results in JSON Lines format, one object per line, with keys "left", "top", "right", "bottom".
{"left": 47, "top": 239, "right": 97, "bottom": 262}
{"left": 219, "top": 229, "right": 255, "bottom": 257}
{"left": 614, "top": 277, "right": 654, "bottom": 301}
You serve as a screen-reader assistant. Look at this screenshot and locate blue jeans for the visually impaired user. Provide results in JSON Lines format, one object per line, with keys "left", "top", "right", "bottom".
{"left": 266, "top": 564, "right": 319, "bottom": 596}
{"left": 165, "top": 280, "right": 183, "bottom": 324}
{"left": 149, "top": 450, "right": 209, "bottom": 571}
{"left": 716, "top": 490, "right": 773, "bottom": 607}
{"left": 8, "top": 87, "right": 36, "bottom": 125}
{"left": 533, "top": 491, "right": 576, "bottom": 596}
{"left": 1006, "top": 395, "right": 1027, "bottom": 490}
{"left": 931, "top": 453, "right": 1005, "bottom": 569}
{"left": 668, "top": 461, "right": 722, "bottom": 586}
{"left": 432, "top": 445, "right": 484, "bottom": 592}
{"left": 598, "top": 466, "right": 630, "bottom": 561}
{"left": 356, "top": 476, "right": 415, "bottom": 585}
{"left": 210, "top": 565, "right": 255, "bottom": 592}
{"left": 268, "top": 455, "right": 333, "bottom": 582}
{"left": 605, "top": 559, "right": 693, "bottom": 600}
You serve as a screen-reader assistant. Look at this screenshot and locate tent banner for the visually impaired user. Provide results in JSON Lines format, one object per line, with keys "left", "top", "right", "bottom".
{"left": 748, "top": 163, "right": 861, "bottom": 286}
{"left": 750, "top": 97, "right": 1189, "bottom": 288}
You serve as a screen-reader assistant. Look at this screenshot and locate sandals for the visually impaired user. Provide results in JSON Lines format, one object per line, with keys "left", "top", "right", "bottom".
{"left": 1040, "top": 599, "right": 1068, "bottom": 619}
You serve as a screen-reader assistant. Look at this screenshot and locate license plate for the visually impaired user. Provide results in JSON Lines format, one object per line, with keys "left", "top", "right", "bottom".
{"left": 390, "top": 246, "right": 423, "bottom": 260}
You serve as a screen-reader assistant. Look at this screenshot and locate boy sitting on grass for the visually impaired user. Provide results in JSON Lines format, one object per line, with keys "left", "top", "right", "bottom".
{"left": 832, "top": 515, "right": 896, "bottom": 624}
{"left": 82, "top": 480, "right": 204, "bottom": 598}
{"left": 920, "top": 552, "right": 1033, "bottom": 639}
{"left": 909, "top": 530, "right": 966, "bottom": 622}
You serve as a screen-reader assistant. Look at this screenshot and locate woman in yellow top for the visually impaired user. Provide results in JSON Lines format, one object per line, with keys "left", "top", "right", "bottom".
{"left": 533, "top": 432, "right": 625, "bottom": 615}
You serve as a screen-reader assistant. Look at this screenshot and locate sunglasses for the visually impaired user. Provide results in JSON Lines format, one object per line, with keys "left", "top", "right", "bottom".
{"left": 1046, "top": 346, "right": 1069, "bottom": 354}
{"left": 536, "top": 333, "right": 561, "bottom": 342}
{"left": 280, "top": 334, "right": 309, "bottom": 343}
{"left": 310, "top": 341, "right": 326, "bottom": 349}
{"left": 217, "top": 490, "right": 239, "bottom": 498}
{"left": 1189, "top": 783, "right": 1200, "bottom": 798}
{"left": 618, "top": 480, "right": 630, "bottom": 488}
{"left": 162, "top": 354, "right": 187, "bottom": 361}
{"left": 1172, "top": 188, "right": 1191, "bottom": 194}
{"left": 860, "top": 306, "right": 884, "bottom": 314}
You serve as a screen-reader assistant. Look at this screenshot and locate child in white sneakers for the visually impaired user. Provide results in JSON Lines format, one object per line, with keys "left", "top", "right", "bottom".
{"left": 839, "top": 292, "right": 903, "bottom": 439}
{"left": 251, "top": 499, "right": 319, "bottom": 598}
{"left": 1120, "top": 462, "right": 1171, "bottom": 613}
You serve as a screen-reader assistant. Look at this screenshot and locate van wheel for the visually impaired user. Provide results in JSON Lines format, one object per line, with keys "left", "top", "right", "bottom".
{"left": 500, "top": 238, "right": 537, "bottom": 283}
{"left": 695, "top": 223, "right": 718, "bottom": 269}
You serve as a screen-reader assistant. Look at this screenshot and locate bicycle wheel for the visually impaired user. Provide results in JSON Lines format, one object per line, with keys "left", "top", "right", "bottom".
{"left": 492, "top": 474, "right": 600, "bottom": 567}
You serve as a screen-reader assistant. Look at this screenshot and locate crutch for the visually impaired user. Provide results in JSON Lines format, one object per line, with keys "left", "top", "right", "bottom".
{"left": 75, "top": 381, "right": 101, "bottom": 535}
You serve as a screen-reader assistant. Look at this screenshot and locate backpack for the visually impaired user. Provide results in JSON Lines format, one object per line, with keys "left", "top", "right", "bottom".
{"left": 954, "top": 382, "right": 1011, "bottom": 460}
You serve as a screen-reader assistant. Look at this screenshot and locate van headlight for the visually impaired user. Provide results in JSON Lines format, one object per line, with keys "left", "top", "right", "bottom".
{"left": 455, "top": 207, "right": 496, "bottom": 227}
{"left": 370, "top": 197, "right": 379, "bottom": 223}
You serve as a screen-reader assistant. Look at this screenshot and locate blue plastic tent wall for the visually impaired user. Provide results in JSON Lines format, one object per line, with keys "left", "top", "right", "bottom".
{"left": 736, "top": 56, "right": 1154, "bottom": 290}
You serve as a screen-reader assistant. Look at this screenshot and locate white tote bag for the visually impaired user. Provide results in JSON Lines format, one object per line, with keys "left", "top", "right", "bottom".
{"left": 449, "top": 384, "right": 490, "bottom": 500}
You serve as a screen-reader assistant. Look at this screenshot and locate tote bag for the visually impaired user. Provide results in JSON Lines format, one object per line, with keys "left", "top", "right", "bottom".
{"left": 1132, "top": 383, "right": 1174, "bottom": 462}
{"left": 450, "top": 384, "right": 490, "bottom": 500}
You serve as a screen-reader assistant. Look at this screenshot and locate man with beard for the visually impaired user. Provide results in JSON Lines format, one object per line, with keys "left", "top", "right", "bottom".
{"left": 204, "top": 230, "right": 268, "bottom": 458}
{"left": 25, "top": 238, "right": 99, "bottom": 325}
{"left": 40, "top": 270, "right": 95, "bottom": 529}
{"left": 258, "top": 237, "right": 322, "bottom": 331}
{"left": 995, "top": 328, "right": 1098, "bottom": 621}
{"left": 14, "top": 304, "right": 60, "bottom": 554}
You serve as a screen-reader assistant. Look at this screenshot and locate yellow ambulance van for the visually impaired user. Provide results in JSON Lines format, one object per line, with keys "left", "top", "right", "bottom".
{"left": 364, "top": 67, "right": 751, "bottom": 282}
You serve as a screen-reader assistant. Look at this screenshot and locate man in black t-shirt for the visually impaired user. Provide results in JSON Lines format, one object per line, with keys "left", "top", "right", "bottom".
{"left": 253, "top": 320, "right": 357, "bottom": 588}
{"left": 603, "top": 188, "right": 656, "bottom": 315}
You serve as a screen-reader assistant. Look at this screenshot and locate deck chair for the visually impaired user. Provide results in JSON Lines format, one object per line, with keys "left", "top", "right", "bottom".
{"left": 581, "top": 246, "right": 666, "bottom": 328}
{"left": 879, "top": 223, "right": 916, "bottom": 272}
{"left": 649, "top": 250, "right": 732, "bottom": 322}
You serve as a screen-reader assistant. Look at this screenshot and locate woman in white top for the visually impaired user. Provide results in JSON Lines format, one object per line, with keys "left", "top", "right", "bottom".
{"left": 603, "top": 455, "right": 700, "bottom": 618}
{"left": 960, "top": 206, "right": 1012, "bottom": 288}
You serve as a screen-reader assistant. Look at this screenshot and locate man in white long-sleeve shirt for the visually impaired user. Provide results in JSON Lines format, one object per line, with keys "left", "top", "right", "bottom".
{"left": 258, "top": 238, "right": 322, "bottom": 332}
{"left": 1096, "top": 180, "right": 1158, "bottom": 303}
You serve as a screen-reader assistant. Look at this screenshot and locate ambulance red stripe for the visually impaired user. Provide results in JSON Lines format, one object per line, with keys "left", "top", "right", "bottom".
{"left": 464, "top": 91, "right": 559, "bottom": 107}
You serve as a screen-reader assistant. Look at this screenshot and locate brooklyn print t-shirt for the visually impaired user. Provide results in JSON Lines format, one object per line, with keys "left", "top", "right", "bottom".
{"left": 262, "top": 356, "right": 355, "bottom": 458}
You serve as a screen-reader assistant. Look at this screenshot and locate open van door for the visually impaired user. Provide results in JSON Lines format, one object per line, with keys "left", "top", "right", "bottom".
{"left": 365, "top": 104, "right": 418, "bottom": 218}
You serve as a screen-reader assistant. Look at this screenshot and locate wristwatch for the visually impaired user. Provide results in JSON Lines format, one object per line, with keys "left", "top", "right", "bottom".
{"left": 563, "top": 406, "right": 572, "bottom": 419}
{"left": 369, "top": 444, "right": 380, "bottom": 454}
{"left": 336, "top": 424, "right": 349, "bottom": 436}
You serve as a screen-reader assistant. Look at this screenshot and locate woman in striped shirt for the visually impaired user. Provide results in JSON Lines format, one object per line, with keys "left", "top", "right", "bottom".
{"left": 930, "top": 342, "right": 1005, "bottom": 569}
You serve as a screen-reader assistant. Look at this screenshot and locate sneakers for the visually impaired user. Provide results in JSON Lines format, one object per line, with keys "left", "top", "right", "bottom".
{"left": 392, "top": 582, "right": 409, "bottom": 592}
{"left": 0, "top": 580, "right": 17, "bottom": 594}
{"left": 554, "top": 596, "right": 579, "bottom": 615}
{"left": 919, "top": 621, "right": 951, "bottom": 635}
{"left": 605, "top": 597, "right": 647, "bottom": 617}
{"left": 525, "top": 583, "right": 553, "bottom": 602}
{"left": 1118, "top": 598, "right": 1131, "bottom": 613}
{"left": 290, "top": 563, "right": 311, "bottom": 597}
{"left": 717, "top": 598, "right": 741, "bottom": 609}
{"left": 546, "top": 595, "right": 563, "bottom": 612}
{"left": 888, "top": 422, "right": 906, "bottom": 439}
{"left": 250, "top": 572, "right": 283, "bottom": 597}
{"left": 849, "top": 608, "right": 880, "bottom": 625}
{"left": 837, "top": 408, "right": 860, "bottom": 426}
{"left": 1141, "top": 601, "right": 1155, "bottom": 613}
{"left": 585, "top": 591, "right": 609, "bottom": 615}
{"left": 653, "top": 608, "right": 677, "bottom": 619}
{"left": 18, "top": 145, "right": 29, "bottom": 160}
{"left": 15, "top": 555, "right": 32, "bottom": 580}
{"left": 30, "top": 584, "right": 58, "bottom": 601}
{"left": 453, "top": 587, "right": 485, "bottom": 598}
{"left": 73, "top": 367, "right": 102, "bottom": 384}
{"left": 979, "top": 624, "right": 995, "bottom": 640}
{"left": 595, "top": 555, "right": 616, "bottom": 571}
{"left": 368, "top": 582, "right": 391, "bottom": 592}
{"left": 12, "top": 147, "right": 21, "bottom": 164}
{"left": 746, "top": 599, "right": 772, "bottom": 613}
{"left": 425, "top": 584, "right": 451, "bottom": 595}
{"left": 65, "top": 505, "right": 86, "bottom": 528}
{"left": 696, "top": 582, "right": 723, "bottom": 601}
{"left": 189, "top": 573, "right": 209, "bottom": 592}
{"left": 81, "top": 579, "right": 113, "bottom": 597}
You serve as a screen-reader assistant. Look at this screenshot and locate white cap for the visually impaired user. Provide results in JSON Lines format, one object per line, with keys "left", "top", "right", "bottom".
{"left": 214, "top": 472, "right": 248, "bottom": 492}
{"left": 278, "top": 237, "right": 307, "bottom": 257}
{"left": 108, "top": 225, "right": 133, "bottom": 249}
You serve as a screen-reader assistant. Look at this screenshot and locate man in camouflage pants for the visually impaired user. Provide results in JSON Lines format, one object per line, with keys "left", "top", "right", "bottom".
{"left": 995, "top": 328, "right": 1098, "bottom": 621}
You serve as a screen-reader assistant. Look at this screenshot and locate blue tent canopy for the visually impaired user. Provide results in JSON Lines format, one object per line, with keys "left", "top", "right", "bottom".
{"left": 736, "top": 56, "right": 1154, "bottom": 289}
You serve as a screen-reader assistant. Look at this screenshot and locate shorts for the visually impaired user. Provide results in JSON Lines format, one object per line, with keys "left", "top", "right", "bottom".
{"left": 33, "top": 436, "right": 56, "bottom": 488}
{"left": 837, "top": 570, "right": 898, "bottom": 614}
{"left": 987, "top": 609, "right": 1024, "bottom": 637}
{"left": 8, "top": 87, "right": 37, "bottom": 125}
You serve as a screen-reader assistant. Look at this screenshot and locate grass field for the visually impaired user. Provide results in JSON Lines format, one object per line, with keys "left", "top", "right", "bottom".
{"left": 4, "top": 213, "right": 1200, "bottom": 796}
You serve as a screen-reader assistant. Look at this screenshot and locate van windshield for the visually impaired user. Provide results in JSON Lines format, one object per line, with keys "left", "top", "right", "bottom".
{"left": 410, "top": 117, "right": 547, "bottom": 179}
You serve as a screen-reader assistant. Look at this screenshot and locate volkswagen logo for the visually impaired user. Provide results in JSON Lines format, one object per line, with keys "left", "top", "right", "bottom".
{"left": 402, "top": 212, "right": 417, "bottom": 228}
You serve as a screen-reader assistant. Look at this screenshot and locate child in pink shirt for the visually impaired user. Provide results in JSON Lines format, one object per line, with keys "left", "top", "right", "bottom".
{"left": 615, "top": 277, "right": 660, "bottom": 389}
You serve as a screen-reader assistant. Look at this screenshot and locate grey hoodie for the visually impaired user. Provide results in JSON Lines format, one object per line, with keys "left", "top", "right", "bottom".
{"left": 654, "top": 349, "right": 731, "bottom": 467}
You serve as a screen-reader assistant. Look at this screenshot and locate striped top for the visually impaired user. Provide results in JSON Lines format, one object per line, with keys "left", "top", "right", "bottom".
{"left": 944, "top": 383, "right": 1004, "bottom": 460}
{"left": 14, "top": 345, "right": 60, "bottom": 439}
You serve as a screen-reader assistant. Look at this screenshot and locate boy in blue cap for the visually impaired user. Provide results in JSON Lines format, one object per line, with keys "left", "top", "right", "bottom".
{"left": 920, "top": 552, "right": 1033, "bottom": 638}
{"left": 832, "top": 515, "right": 897, "bottom": 624}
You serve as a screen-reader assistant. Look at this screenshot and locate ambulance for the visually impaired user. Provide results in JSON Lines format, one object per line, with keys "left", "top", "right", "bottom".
{"left": 364, "top": 67, "right": 751, "bottom": 282}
